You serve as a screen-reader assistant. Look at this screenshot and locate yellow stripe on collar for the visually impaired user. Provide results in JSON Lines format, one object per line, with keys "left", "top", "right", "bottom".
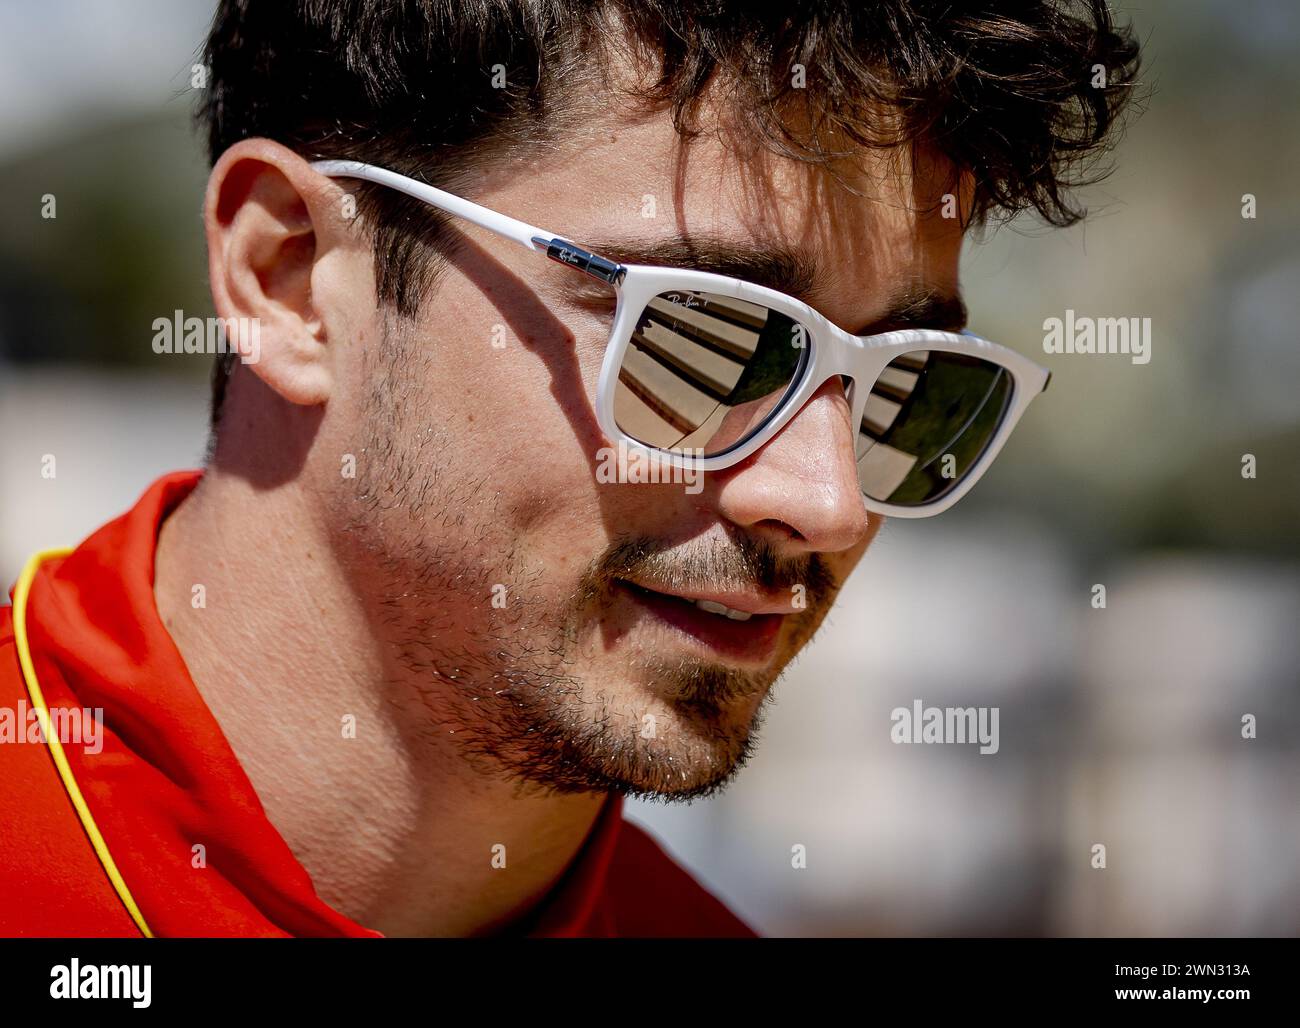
{"left": 12, "top": 547, "right": 154, "bottom": 938}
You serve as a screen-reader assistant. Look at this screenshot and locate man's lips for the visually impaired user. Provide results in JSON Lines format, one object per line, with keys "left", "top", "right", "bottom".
{"left": 613, "top": 579, "right": 787, "bottom": 665}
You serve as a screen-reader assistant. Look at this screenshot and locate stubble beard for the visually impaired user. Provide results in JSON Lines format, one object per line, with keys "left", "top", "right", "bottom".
{"left": 334, "top": 319, "right": 832, "bottom": 801}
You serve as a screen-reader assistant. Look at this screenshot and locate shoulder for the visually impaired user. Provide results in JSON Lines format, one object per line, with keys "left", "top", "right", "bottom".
{"left": 0, "top": 605, "right": 135, "bottom": 936}
{"left": 604, "top": 815, "right": 759, "bottom": 938}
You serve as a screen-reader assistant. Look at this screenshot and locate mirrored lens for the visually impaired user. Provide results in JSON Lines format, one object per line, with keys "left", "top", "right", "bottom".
{"left": 856, "top": 351, "right": 1012, "bottom": 506}
{"left": 613, "top": 290, "right": 810, "bottom": 456}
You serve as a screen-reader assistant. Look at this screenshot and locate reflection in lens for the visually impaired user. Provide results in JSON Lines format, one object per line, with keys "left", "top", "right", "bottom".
{"left": 856, "top": 351, "right": 1012, "bottom": 506}
{"left": 614, "top": 290, "right": 809, "bottom": 456}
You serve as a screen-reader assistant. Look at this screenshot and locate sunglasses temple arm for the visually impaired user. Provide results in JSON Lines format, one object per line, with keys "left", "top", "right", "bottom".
{"left": 309, "top": 159, "right": 625, "bottom": 285}
{"left": 528, "top": 236, "right": 626, "bottom": 285}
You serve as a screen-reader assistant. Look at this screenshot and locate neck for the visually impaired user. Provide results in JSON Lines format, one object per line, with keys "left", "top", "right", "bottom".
{"left": 152, "top": 468, "right": 605, "bottom": 936}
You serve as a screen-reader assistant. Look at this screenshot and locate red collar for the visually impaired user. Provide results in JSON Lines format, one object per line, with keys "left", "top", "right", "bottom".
{"left": 21, "top": 471, "right": 625, "bottom": 937}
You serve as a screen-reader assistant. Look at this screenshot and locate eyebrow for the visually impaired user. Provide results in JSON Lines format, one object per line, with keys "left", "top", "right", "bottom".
{"left": 571, "top": 233, "right": 967, "bottom": 336}
{"left": 865, "top": 286, "right": 969, "bottom": 336}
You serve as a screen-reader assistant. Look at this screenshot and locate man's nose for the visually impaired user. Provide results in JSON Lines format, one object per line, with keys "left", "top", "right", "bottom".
{"left": 711, "top": 376, "right": 874, "bottom": 554}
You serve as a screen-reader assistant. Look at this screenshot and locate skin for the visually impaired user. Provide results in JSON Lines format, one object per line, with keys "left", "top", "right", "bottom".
{"left": 153, "top": 68, "right": 968, "bottom": 935}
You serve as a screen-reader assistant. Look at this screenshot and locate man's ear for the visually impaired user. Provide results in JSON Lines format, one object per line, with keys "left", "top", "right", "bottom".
{"left": 204, "top": 139, "right": 345, "bottom": 406}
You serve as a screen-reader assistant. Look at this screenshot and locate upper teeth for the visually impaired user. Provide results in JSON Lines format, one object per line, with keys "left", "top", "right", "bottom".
{"left": 694, "top": 599, "right": 753, "bottom": 621}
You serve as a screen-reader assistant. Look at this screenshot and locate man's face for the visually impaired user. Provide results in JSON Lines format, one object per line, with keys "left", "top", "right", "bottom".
{"left": 314, "top": 98, "right": 966, "bottom": 799}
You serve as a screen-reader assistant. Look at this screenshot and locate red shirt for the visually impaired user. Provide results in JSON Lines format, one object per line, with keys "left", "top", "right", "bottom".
{"left": 0, "top": 471, "right": 756, "bottom": 938}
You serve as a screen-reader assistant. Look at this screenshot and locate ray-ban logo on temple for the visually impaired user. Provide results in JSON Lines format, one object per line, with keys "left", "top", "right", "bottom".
{"left": 1043, "top": 309, "right": 1151, "bottom": 365}
{"left": 152, "top": 309, "right": 261, "bottom": 364}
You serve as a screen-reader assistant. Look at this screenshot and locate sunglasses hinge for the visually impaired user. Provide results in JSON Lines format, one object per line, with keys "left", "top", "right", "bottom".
{"left": 535, "top": 236, "right": 626, "bottom": 285}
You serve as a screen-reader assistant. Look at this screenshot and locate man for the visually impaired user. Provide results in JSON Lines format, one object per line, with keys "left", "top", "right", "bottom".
{"left": 0, "top": 1, "right": 1138, "bottom": 937}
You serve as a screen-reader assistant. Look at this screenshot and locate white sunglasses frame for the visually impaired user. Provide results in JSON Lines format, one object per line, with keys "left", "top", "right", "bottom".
{"left": 311, "top": 159, "right": 1050, "bottom": 518}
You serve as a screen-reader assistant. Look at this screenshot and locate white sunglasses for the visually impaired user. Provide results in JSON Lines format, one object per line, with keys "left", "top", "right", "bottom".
{"left": 312, "top": 159, "right": 1050, "bottom": 518}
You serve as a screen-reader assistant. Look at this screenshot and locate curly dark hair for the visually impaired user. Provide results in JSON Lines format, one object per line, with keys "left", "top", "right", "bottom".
{"left": 198, "top": 0, "right": 1141, "bottom": 423}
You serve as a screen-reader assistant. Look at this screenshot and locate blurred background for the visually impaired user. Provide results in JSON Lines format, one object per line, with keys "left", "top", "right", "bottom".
{"left": 1, "top": 1, "right": 1296, "bottom": 935}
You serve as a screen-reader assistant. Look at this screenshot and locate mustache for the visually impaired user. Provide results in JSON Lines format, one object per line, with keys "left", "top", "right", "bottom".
{"left": 590, "top": 534, "right": 838, "bottom": 610}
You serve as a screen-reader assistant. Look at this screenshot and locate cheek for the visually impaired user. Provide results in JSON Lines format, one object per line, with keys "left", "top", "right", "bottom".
{"left": 417, "top": 287, "right": 615, "bottom": 478}
{"left": 390, "top": 291, "right": 618, "bottom": 550}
